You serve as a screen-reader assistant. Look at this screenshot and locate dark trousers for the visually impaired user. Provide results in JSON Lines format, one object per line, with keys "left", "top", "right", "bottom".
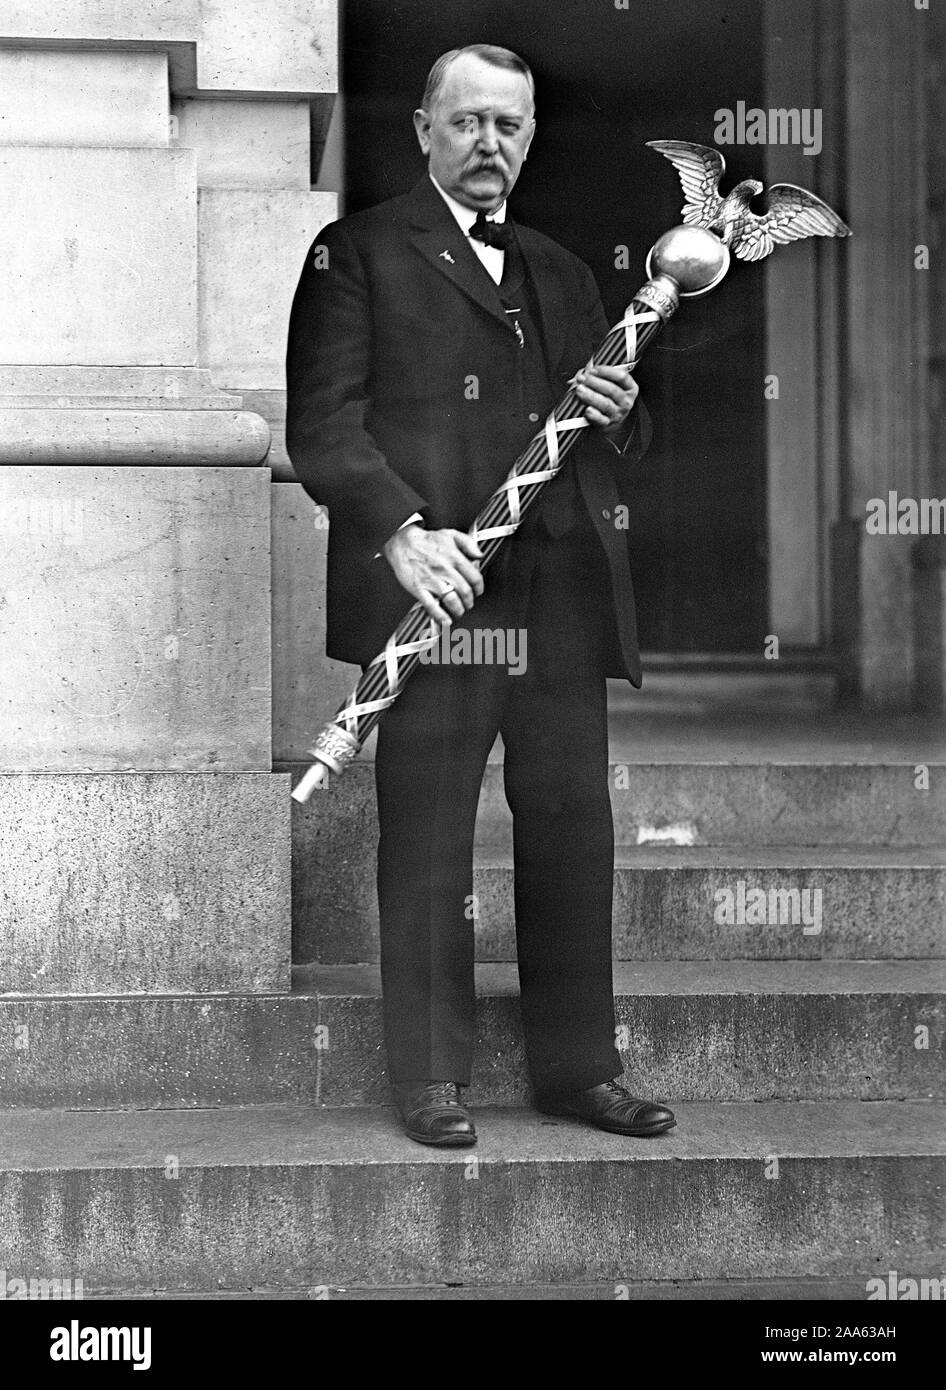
{"left": 374, "top": 507, "right": 621, "bottom": 1093}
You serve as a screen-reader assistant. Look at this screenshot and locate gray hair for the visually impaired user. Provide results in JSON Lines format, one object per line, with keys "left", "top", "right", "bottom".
{"left": 420, "top": 44, "right": 535, "bottom": 114}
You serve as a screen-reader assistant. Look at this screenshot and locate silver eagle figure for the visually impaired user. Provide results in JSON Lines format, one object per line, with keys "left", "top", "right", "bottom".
{"left": 647, "top": 139, "right": 851, "bottom": 262}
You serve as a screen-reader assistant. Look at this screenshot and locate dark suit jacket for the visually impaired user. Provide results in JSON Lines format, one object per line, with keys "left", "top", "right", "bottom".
{"left": 285, "top": 175, "right": 649, "bottom": 683}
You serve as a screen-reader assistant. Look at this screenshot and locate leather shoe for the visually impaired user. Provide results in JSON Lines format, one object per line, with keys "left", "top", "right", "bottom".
{"left": 534, "top": 1078, "right": 676, "bottom": 1136}
{"left": 392, "top": 1081, "right": 477, "bottom": 1147}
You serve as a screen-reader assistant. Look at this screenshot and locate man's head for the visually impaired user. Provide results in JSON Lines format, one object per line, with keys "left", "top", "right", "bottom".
{"left": 413, "top": 45, "right": 536, "bottom": 213}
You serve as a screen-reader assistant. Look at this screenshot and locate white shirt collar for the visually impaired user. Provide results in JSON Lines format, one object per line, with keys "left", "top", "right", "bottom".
{"left": 429, "top": 173, "right": 507, "bottom": 234}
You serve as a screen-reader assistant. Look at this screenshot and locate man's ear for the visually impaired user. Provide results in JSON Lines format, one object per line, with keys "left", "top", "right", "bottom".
{"left": 523, "top": 117, "right": 536, "bottom": 161}
{"left": 413, "top": 108, "right": 432, "bottom": 155}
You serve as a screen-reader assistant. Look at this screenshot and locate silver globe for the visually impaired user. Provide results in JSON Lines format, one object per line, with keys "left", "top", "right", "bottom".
{"left": 646, "top": 224, "right": 730, "bottom": 297}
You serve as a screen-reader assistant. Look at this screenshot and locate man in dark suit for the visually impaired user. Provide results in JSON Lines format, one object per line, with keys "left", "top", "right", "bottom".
{"left": 286, "top": 43, "right": 675, "bottom": 1145}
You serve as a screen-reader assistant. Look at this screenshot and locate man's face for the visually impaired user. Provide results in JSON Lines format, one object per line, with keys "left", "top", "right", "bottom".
{"left": 414, "top": 54, "right": 535, "bottom": 212}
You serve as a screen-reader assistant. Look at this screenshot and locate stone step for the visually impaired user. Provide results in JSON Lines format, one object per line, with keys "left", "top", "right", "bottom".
{"left": 288, "top": 758, "right": 946, "bottom": 892}
{"left": 575, "top": 763, "right": 943, "bottom": 850}
{"left": 2, "top": 1101, "right": 942, "bottom": 1291}
{"left": 476, "top": 846, "right": 946, "bottom": 962}
{"left": 88, "top": 1277, "right": 895, "bottom": 1299}
{"left": 314, "top": 961, "right": 946, "bottom": 1106}
{"left": 3, "top": 961, "right": 942, "bottom": 1109}
{"left": 614, "top": 669, "right": 839, "bottom": 714}
{"left": 295, "top": 838, "right": 946, "bottom": 964}
{"left": 0, "top": 772, "right": 291, "bottom": 995}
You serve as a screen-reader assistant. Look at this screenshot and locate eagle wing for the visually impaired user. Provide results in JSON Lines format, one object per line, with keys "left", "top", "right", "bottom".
{"left": 646, "top": 140, "right": 726, "bottom": 227}
{"left": 733, "top": 183, "right": 852, "bottom": 262}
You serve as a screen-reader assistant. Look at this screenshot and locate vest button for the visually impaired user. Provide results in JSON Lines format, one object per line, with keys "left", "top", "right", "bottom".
{"left": 602, "top": 509, "right": 611, "bottom": 520}
{"left": 528, "top": 412, "right": 540, "bottom": 422}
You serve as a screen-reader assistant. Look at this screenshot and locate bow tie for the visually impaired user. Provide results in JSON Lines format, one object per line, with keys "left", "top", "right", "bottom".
{"left": 468, "top": 210, "right": 514, "bottom": 250}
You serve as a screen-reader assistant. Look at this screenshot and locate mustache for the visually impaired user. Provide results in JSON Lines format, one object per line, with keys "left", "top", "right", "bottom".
{"left": 466, "top": 158, "right": 506, "bottom": 174}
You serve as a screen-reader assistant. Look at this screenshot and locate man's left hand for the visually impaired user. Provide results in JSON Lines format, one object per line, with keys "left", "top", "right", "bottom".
{"left": 574, "top": 363, "right": 639, "bottom": 432}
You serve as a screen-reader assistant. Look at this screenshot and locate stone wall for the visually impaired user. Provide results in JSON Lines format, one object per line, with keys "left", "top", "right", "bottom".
{"left": 0, "top": 0, "right": 340, "bottom": 993}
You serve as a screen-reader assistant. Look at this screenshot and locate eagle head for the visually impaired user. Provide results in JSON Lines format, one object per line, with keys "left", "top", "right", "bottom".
{"left": 731, "top": 178, "right": 764, "bottom": 204}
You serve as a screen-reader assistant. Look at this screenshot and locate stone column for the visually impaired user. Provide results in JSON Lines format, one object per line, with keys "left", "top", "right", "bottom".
{"left": 833, "top": 0, "right": 931, "bottom": 710}
{"left": 912, "top": 10, "right": 946, "bottom": 712}
{"left": 0, "top": 2, "right": 338, "bottom": 995}
{"left": 763, "top": 0, "right": 846, "bottom": 651}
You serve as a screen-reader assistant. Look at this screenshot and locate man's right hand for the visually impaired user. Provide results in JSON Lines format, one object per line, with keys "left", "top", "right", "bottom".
{"left": 383, "top": 523, "right": 485, "bottom": 624}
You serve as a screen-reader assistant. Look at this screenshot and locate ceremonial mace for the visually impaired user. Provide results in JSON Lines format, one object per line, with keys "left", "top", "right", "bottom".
{"left": 291, "top": 140, "right": 850, "bottom": 802}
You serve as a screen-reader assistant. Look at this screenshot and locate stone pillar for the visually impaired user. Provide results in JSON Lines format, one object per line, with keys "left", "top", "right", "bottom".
{"left": 0, "top": 2, "right": 338, "bottom": 995}
{"left": 913, "top": 537, "right": 946, "bottom": 713}
{"left": 832, "top": 0, "right": 931, "bottom": 710}
{"left": 911, "top": 11, "right": 946, "bottom": 713}
{"left": 763, "top": 0, "right": 846, "bottom": 651}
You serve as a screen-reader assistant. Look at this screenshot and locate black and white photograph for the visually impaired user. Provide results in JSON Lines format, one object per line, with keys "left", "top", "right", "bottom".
{"left": 0, "top": 0, "right": 942, "bottom": 1354}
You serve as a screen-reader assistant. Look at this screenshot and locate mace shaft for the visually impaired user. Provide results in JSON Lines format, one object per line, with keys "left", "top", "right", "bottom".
{"left": 291, "top": 278, "right": 676, "bottom": 802}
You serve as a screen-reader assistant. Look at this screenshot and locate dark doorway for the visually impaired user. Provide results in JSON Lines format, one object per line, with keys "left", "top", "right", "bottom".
{"left": 343, "top": 0, "right": 767, "bottom": 651}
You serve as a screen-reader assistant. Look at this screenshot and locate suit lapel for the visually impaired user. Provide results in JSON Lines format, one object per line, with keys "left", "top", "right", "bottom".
{"left": 405, "top": 178, "right": 518, "bottom": 339}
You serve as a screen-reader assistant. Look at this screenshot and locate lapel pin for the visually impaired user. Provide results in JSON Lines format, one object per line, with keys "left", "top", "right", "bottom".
{"left": 439, "top": 250, "right": 456, "bottom": 264}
